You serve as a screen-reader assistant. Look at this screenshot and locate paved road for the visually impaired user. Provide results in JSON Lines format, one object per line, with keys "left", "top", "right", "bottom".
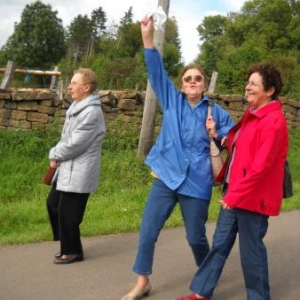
{"left": 1, "top": 210, "right": 299, "bottom": 300}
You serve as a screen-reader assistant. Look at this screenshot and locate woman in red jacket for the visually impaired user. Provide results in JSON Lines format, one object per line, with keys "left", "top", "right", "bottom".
{"left": 177, "top": 62, "right": 289, "bottom": 300}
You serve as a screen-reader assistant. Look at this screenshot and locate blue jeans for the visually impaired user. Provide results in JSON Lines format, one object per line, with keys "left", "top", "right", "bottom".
{"left": 133, "top": 178, "right": 210, "bottom": 275}
{"left": 190, "top": 207, "right": 270, "bottom": 300}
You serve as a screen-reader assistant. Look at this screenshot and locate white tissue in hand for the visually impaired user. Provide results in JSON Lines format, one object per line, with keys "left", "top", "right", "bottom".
{"left": 147, "top": 6, "right": 167, "bottom": 31}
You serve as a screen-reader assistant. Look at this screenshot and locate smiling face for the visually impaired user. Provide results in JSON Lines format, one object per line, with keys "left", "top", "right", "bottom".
{"left": 245, "top": 72, "right": 275, "bottom": 110}
{"left": 181, "top": 68, "right": 206, "bottom": 104}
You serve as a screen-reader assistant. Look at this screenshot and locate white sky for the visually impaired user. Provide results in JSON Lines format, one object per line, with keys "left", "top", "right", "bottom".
{"left": 0, "top": 0, "right": 246, "bottom": 64}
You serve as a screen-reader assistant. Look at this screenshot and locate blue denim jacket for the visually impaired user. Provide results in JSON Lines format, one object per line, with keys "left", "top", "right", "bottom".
{"left": 144, "top": 48, "right": 235, "bottom": 200}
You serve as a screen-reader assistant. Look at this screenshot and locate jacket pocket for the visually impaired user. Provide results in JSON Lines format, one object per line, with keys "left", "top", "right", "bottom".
{"left": 159, "top": 140, "right": 189, "bottom": 175}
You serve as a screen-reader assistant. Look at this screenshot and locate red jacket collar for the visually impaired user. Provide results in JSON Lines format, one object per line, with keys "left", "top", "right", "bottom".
{"left": 250, "top": 100, "right": 282, "bottom": 119}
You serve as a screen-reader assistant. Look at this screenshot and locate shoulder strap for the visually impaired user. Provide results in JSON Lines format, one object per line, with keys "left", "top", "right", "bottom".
{"left": 207, "top": 102, "right": 212, "bottom": 117}
{"left": 207, "top": 102, "right": 213, "bottom": 138}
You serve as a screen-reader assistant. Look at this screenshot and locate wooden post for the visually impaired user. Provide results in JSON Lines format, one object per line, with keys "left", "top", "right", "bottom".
{"left": 0, "top": 61, "right": 15, "bottom": 90}
{"left": 137, "top": 0, "right": 170, "bottom": 157}
{"left": 57, "top": 78, "right": 64, "bottom": 101}
{"left": 49, "top": 66, "right": 59, "bottom": 90}
{"left": 207, "top": 71, "right": 218, "bottom": 94}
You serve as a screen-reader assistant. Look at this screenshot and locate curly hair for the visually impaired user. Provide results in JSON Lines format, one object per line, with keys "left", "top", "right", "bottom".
{"left": 247, "top": 63, "right": 283, "bottom": 100}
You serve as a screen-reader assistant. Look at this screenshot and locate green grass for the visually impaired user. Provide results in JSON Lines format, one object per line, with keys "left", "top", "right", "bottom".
{"left": 0, "top": 122, "right": 299, "bottom": 245}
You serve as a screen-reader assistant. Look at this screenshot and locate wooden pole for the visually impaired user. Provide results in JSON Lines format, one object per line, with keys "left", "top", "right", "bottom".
{"left": 0, "top": 61, "right": 16, "bottom": 90}
{"left": 0, "top": 68, "right": 61, "bottom": 76}
{"left": 207, "top": 71, "right": 218, "bottom": 93}
{"left": 137, "top": 0, "right": 170, "bottom": 157}
{"left": 49, "top": 66, "right": 59, "bottom": 90}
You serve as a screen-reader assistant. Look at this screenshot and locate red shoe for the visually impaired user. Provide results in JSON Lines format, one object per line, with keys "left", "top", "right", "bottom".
{"left": 177, "top": 293, "right": 211, "bottom": 300}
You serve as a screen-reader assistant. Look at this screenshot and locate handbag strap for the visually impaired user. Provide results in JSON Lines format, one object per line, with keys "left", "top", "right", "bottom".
{"left": 207, "top": 102, "right": 212, "bottom": 117}
{"left": 207, "top": 102, "right": 220, "bottom": 155}
{"left": 207, "top": 102, "right": 214, "bottom": 138}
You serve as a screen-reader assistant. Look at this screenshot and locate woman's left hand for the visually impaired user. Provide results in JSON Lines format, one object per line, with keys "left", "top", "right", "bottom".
{"left": 206, "top": 116, "right": 217, "bottom": 138}
{"left": 50, "top": 160, "right": 60, "bottom": 168}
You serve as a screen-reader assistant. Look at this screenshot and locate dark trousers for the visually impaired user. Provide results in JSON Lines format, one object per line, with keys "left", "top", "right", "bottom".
{"left": 46, "top": 185, "right": 90, "bottom": 255}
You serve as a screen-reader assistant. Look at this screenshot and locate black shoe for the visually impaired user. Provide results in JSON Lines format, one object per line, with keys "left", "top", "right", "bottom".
{"left": 54, "top": 252, "right": 62, "bottom": 258}
{"left": 54, "top": 253, "right": 84, "bottom": 264}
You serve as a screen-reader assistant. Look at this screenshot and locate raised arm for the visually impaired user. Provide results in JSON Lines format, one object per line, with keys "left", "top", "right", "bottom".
{"left": 141, "top": 16, "right": 154, "bottom": 48}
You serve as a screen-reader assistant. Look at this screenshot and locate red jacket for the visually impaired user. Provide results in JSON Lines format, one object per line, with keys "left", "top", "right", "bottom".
{"left": 218, "top": 101, "right": 289, "bottom": 216}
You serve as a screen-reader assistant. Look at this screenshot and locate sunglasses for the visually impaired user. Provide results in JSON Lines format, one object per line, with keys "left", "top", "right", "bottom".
{"left": 182, "top": 75, "right": 203, "bottom": 83}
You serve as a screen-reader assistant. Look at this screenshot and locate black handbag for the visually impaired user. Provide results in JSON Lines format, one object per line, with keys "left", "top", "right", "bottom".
{"left": 283, "top": 161, "right": 293, "bottom": 198}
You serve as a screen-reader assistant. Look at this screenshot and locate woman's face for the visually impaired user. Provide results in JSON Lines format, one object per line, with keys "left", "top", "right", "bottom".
{"left": 68, "top": 73, "right": 90, "bottom": 102}
{"left": 181, "top": 68, "right": 206, "bottom": 101}
{"left": 245, "top": 72, "right": 274, "bottom": 109}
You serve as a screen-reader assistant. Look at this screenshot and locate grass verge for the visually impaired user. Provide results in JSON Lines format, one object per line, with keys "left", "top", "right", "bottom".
{"left": 0, "top": 122, "right": 299, "bottom": 245}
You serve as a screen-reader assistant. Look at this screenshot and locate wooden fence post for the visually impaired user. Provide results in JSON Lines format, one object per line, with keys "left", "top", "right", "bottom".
{"left": 208, "top": 71, "right": 218, "bottom": 93}
{"left": 57, "top": 78, "right": 64, "bottom": 101}
{"left": 49, "top": 66, "right": 59, "bottom": 90}
{"left": 0, "top": 61, "right": 15, "bottom": 90}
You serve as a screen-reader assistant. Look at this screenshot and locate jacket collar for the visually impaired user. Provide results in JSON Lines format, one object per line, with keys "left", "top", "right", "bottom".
{"left": 67, "top": 94, "right": 100, "bottom": 116}
{"left": 231, "top": 100, "right": 282, "bottom": 133}
{"left": 250, "top": 100, "right": 282, "bottom": 119}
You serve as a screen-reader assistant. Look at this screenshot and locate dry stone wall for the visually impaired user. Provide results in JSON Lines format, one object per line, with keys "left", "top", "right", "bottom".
{"left": 0, "top": 88, "right": 299, "bottom": 130}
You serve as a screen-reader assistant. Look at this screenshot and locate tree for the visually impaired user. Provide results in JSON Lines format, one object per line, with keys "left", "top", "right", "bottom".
{"left": 4, "top": 1, "right": 66, "bottom": 69}
{"left": 89, "top": 7, "right": 107, "bottom": 55}
{"left": 163, "top": 17, "right": 183, "bottom": 78}
{"left": 119, "top": 7, "right": 134, "bottom": 27}
{"left": 91, "top": 7, "right": 107, "bottom": 39}
{"left": 194, "top": 0, "right": 300, "bottom": 97}
{"left": 115, "top": 8, "right": 138, "bottom": 58}
{"left": 66, "top": 15, "right": 93, "bottom": 63}
{"left": 115, "top": 21, "right": 142, "bottom": 58}
{"left": 195, "top": 15, "right": 228, "bottom": 76}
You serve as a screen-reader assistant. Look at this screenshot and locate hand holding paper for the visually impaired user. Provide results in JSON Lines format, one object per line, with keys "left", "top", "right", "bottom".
{"left": 146, "top": 6, "right": 167, "bottom": 31}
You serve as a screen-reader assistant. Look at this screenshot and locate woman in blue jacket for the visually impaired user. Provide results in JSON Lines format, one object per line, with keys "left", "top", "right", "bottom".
{"left": 120, "top": 16, "right": 234, "bottom": 300}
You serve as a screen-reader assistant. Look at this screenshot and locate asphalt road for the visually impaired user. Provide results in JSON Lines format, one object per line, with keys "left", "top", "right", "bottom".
{"left": 1, "top": 210, "right": 299, "bottom": 300}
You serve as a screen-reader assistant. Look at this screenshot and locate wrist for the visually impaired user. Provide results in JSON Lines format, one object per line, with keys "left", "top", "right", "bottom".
{"left": 210, "top": 130, "right": 218, "bottom": 139}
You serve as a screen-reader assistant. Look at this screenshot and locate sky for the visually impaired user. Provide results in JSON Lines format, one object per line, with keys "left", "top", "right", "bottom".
{"left": 0, "top": 0, "right": 246, "bottom": 64}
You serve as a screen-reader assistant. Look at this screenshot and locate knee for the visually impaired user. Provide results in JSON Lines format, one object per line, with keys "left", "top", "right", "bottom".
{"left": 187, "top": 233, "right": 208, "bottom": 247}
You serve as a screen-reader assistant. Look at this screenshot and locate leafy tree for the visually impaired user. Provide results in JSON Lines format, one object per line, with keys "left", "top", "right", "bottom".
{"left": 119, "top": 7, "right": 134, "bottom": 27}
{"left": 115, "top": 22, "right": 142, "bottom": 58}
{"left": 96, "top": 22, "right": 119, "bottom": 60}
{"left": 165, "top": 17, "right": 181, "bottom": 48}
{"left": 4, "top": 1, "right": 66, "bottom": 69}
{"left": 286, "top": 0, "right": 300, "bottom": 50}
{"left": 114, "top": 8, "right": 139, "bottom": 58}
{"left": 163, "top": 17, "right": 183, "bottom": 79}
{"left": 194, "top": 15, "right": 228, "bottom": 76}
{"left": 90, "top": 7, "right": 107, "bottom": 55}
{"left": 217, "top": 34, "right": 269, "bottom": 93}
{"left": 91, "top": 7, "right": 107, "bottom": 39}
{"left": 66, "top": 15, "right": 93, "bottom": 63}
{"left": 65, "top": 7, "right": 108, "bottom": 63}
{"left": 195, "top": 0, "right": 300, "bottom": 97}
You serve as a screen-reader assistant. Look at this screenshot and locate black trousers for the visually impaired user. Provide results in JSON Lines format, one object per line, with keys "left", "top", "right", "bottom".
{"left": 46, "top": 185, "right": 90, "bottom": 255}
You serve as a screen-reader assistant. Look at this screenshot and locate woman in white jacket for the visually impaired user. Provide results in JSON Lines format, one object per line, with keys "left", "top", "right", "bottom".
{"left": 46, "top": 68, "right": 106, "bottom": 264}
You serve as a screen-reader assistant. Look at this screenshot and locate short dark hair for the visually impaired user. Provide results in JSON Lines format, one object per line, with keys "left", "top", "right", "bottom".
{"left": 247, "top": 62, "right": 283, "bottom": 100}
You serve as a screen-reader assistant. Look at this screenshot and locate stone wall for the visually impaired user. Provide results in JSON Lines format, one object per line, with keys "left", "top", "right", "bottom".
{"left": 0, "top": 88, "right": 299, "bottom": 130}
